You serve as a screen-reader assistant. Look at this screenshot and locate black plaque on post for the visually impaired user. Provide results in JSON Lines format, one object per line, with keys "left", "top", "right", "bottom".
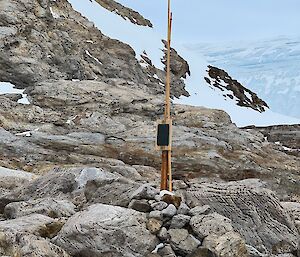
{"left": 157, "top": 124, "right": 170, "bottom": 147}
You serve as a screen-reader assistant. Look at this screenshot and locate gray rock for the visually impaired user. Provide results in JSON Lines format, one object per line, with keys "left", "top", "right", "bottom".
{"left": 168, "top": 229, "right": 200, "bottom": 255}
{"left": 130, "top": 184, "right": 160, "bottom": 200}
{"left": 162, "top": 204, "right": 177, "bottom": 218}
{"left": 93, "top": 0, "right": 153, "bottom": 27}
{"left": 157, "top": 227, "right": 170, "bottom": 242}
{"left": 108, "top": 164, "right": 142, "bottom": 180}
{"left": 173, "top": 180, "right": 188, "bottom": 190}
{"left": 281, "top": 202, "right": 300, "bottom": 221}
{"left": 4, "top": 198, "right": 76, "bottom": 219}
{"left": 53, "top": 204, "right": 158, "bottom": 257}
{"left": 128, "top": 199, "right": 152, "bottom": 213}
{"left": 0, "top": 214, "right": 63, "bottom": 238}
{"left": 190, "top": 212, "right": 234, "bottom": 239}
{"left": 0, "top": 167, "right": 36, "bottom": 181}
{"left": 149, "top": 210, "right": 163, "bottom": 220}
{"left": 186, "top": 181, "right": 299, "bottom": 255}
{"left": 151, "top": 201, "right": 168, "bottom": 211}
{"left": 187, "top": 247, "right": 217, "bottom": 257}
{"left": 203, "top": 231, "right": 248, "bottom": 257}
{"left": 170, "top": 214, "right": 191, "bottom": 229}
{"left": 245, "top": 245, "right": 265, "bottom": 257}
{"left": 189, "top": 205, "right": 211, "bottom": 216}
{"left": 158, "top": 244, "right": 176, "bottom": 257}
{"left": 146, "top": 218, "right": 162, "bottom": 235}
{"left": 0, "top": 233, "right": 71, "bottom": 257}
{"left": 177, "top": 202, "right": 190, "bottom": 215}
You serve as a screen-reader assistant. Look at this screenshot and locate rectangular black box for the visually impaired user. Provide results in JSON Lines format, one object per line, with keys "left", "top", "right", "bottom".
{"left": 157, "top": 124, "right": 170, "bottom": 146}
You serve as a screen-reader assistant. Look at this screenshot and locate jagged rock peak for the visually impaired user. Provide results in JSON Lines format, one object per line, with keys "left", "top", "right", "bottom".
{"left": 162, "top": 39, "right": 191, "bottom": 79}
{"left": 205, "top": 65, "right": 269, "bottom": 113}
{"left": 92, "top": 0, "right": 153, "bottom": 27}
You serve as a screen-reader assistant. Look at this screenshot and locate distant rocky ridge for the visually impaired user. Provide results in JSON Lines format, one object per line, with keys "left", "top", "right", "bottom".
{"left": 0, "top": 0, "right": 299, "bottom": 256}
{"left": 93, "top": 0, "right": 153, "bottom": 27}
{"left": 205, "top": 65, "right": 269, "bottom": 113}
{"left": 243, "top": 124, "right": 300, "bottom": 157}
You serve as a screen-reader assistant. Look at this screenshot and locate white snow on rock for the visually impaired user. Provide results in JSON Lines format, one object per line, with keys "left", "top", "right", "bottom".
{"left": 50, "top": 6, "right": 60, "bottom": 19}
{"left": 85, "top": 50, "right": 103, "bottom": 65}
{"left": 15, "top": 128, "right": 39, "bottom": 137}
{"left": 68, "top": 1, "right": 300, "bottom": 127}
{"left": 0, "top": 82, "right": 30, "bottom": 104}
{"left": 152, "top": 243, "right": 164, "bottom": 253}
{"left": 15, "top": 131, "right": 32, "bottom": 137}
{"left": 187, "top": 37, "right": 300, "bottom": 119}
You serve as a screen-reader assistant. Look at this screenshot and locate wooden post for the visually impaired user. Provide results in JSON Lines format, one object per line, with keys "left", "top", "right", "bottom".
{"left": 160, "top": 0, "right": 173, "bottom": 192}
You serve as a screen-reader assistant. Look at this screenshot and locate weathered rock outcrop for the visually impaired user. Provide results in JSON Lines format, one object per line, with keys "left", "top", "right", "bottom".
{"left": 53, "top": 203, "right": 159, "bottom": 257}
{"left": 4, "top": 198, "right": 76, "bottom": 219}
{"left": 205, "top": 66, "right": 269, "bottom": 112}
{"left": 0, "top": 79, "right": 299, "bottom": 200}
{"left": 0, "top": 0, "right": 187, "bottom": 98}
{"left": 2, "top": 166, "right": 141, "bottom": 210}
{"left": 0, "top": 0, "right": 298, "bottom": 200}
{"left": 93, "top": 0, "right": 153, "bottom": 27}
{"left": 185, "top": 180, "right": 299, "bottom": 256}
{"left": 0, "top": 213, "right": 69, "bottom": 256}
{"left": 243, "top": 124, "right": 300, "bottom": 157}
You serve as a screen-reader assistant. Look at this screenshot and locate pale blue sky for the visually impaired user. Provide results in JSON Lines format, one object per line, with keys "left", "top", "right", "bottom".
{"left": 116, "top": 0, "right": 300, "bottom": 43}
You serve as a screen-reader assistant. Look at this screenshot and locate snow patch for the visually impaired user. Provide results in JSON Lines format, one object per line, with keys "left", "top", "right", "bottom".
{"left": 0, "top": 82, "right": 30, "bottom": 104}
{"left": 50, "top": 7, "right": 60, "bottom": 19}
{"left": 85, "top": 50, "right": 103, "bottom": 65}
{"left": 15, "top": 128, "right": 39, "bottom": 137}
{"left": 160, "top": 190, "right": 175, "bottom": 197}
{"left": 152, "top": 243, "right": 164, "bottom": 254}
{"left": 66, "top": 115, "right": 78, "bottom": 124}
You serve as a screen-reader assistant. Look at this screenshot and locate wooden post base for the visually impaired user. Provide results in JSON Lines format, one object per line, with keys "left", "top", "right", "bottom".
{"left": 161, "top": 150, "right": 168, "bottom": 190}
{"left": 161, "top": 150, "right": 172, "bottom": 191}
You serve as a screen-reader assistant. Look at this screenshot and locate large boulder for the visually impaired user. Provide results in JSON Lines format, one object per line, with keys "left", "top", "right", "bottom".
{"left": 0, "top": 214, "right": 64, "bottom": 240}
{"left": 4, "top": 198, "right": 76, "bottom": 219}
{"left": 202, "top": 231, "right": 248, "bottom": 257}
{"left": 185, "top": 180, "right": 299, "bottom": 256}
{"left": 168, "top": 228, "right": 200, "bottom": 255}
{"left": 190, "top": 212, "right": 234, "bottom": 239}
{"left": 0, "top": 166, "right": 37, "bottom": 212}
{"left": 53, "top": 203, "right": 159, "bottom": 257}
{"left": 0, "top": 234, "right": 71, "bottom": 257}
{"left": 190, "top": 212, "right": 248, "bottom": 257}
